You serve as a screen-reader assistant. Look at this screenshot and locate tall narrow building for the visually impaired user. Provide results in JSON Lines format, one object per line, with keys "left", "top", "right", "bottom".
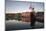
{"left": 20, "top": 5, "right": 34, "bottom": 22}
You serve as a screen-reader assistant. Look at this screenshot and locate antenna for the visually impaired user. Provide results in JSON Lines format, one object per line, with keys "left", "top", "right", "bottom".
{"left": 29, "top": 4, "right": 32, "bottom": 10}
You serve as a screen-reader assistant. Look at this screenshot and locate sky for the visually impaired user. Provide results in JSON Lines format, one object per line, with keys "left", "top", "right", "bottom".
{"left": 5, "top": 0, "right": 44, "bottom": 13}
{"left": 5, "top": 0, "right": 44, "bottom": 2}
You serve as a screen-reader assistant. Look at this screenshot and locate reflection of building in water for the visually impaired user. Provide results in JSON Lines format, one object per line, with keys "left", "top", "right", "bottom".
{"left": 36, "top": 12, "right": 44, "bottom": 23}
{"left": 20, "top": 12, "right": 31, "bottom": 22}
{"left": 6, "top": 13, "right": 16, "bottom": 20}
{"left": 6, "top": 13, "right": 21, "bottom": 20}
{"left": 6, "top": 12, "right": 44, "bottom": 22}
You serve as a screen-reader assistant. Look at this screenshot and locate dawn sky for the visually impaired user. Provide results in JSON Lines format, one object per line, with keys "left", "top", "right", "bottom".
{"left": 6, "top": 0, "right": 44, "bottom": 13}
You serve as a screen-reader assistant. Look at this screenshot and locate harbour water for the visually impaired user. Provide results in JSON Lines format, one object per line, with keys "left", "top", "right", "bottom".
{"left": 6, "top": 20, "right": 44, "bottom": 30}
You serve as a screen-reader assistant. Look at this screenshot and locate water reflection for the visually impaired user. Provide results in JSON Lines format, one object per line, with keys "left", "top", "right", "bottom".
{"left": 6, "top": 20, "right": 31, "bottom": 30}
